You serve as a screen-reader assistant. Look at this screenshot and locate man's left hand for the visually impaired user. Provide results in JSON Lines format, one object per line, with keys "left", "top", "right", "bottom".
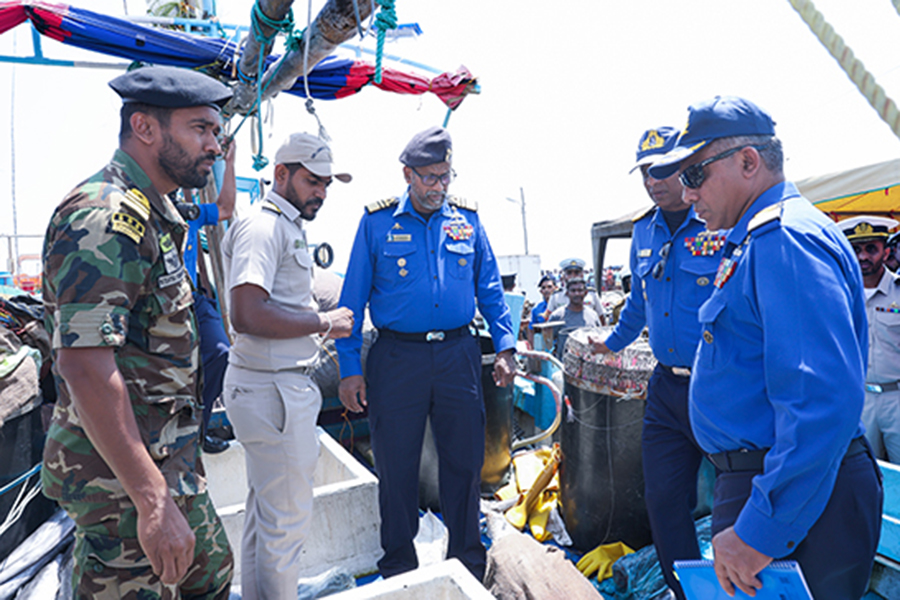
{"left": 712, "top": 527, "right": 772, "bottom": 597}
{"left": 493, "top": 349, "right": 516, "bottom": 387}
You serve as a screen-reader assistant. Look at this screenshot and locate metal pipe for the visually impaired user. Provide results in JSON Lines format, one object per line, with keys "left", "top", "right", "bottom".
{"left": 511, "top": 350, "right": 567, "bottom": 450}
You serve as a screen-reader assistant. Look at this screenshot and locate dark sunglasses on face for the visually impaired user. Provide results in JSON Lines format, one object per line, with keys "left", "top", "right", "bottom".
{"left": 679, "top": 143, "right": 770, "bottom": 189}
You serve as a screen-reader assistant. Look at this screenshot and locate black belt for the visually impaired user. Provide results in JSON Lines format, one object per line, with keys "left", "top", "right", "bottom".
{"left": 866, "top": 381, "right": 900, "bottom": 393}
{"left": 659, "top": 364, "right": 692, "bottom": 377}
{"left": 378, "top": 325, "right": 472, "bottom": 343}
{"left": 708, "top": 436, "right": 867, "bottom": 473}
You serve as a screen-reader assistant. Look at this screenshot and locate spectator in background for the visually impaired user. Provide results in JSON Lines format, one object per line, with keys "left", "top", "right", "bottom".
{"left": 549, "top": 277, "right": 600, "bottom": 358}
{"left": 528, "top": 274, "right": 556, "bottom": 349}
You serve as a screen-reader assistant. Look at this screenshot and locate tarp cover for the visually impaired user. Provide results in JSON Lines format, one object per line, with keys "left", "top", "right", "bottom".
{"left": 796, "top": 158, "right": 900, "bottom": 221}
{"left": 0, "top": 0, "right": 477, "bottom": 108}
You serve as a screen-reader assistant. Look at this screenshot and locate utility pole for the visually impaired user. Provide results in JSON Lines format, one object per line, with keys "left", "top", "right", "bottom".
{"left": 506, "top": 187, "right": 528, "bottom": 255}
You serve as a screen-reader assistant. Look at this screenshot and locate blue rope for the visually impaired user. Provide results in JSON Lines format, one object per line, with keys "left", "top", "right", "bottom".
{"left": 374, "top": 0, "right": 397, "bottom": 84}
{"left": 0, "top": 463, "right": 41, "bottom": 498}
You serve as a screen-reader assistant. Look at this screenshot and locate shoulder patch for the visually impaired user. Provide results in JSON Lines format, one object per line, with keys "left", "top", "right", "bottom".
{"left": 748, "top": 202, "right": 783, "bottom": 234}
{"left": 632, "top": 204, "right": 657, "bottom": 223}
{"left": 366, "top": 197, "right": 399, "bottom": 213}
{"left": 110, "top": 212, "right": 146, "bottom": 244}
{"left": 448, "top": 195, "right": 478, "bottom": 212}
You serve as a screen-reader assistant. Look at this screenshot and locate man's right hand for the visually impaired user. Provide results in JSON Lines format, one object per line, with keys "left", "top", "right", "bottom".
{"left": 323, "top": 307, "right": 355, "bottom": 339}
{"left": 339, "top": 375, "right": 367, "bottom": 413}
{"left": 587, "top": 332, "right": 611, "bottom": 354}
{"left": 137, "top": 494, "right": 196, "bottom": 584}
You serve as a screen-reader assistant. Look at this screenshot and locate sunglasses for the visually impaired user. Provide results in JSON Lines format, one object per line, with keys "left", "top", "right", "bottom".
{"left": 679, "top": 143, "right": 770, "bottom": 189}
{"left": 651, "top": 241, "right": 673, "bottom": 281}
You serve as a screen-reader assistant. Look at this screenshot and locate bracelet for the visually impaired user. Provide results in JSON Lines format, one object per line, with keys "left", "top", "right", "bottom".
{"left": 321, "top": 312, "right": 333, "bottom": 339}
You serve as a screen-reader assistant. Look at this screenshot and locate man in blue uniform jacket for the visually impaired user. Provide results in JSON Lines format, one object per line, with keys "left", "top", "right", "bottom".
{"left": 336, "top": 126, "right": 517, "bottom": 581}
{"left": 588, "top": 126, "right": 725, "bottom": 600}
{"left": 649, "top": 96, "right": 882, "bottom": 600}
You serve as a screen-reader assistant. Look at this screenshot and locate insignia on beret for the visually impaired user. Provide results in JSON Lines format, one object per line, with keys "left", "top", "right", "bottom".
{"left": 448, "top": 196, "right": 477, "bottom": 212}
{"left": 748, "top": 202, "right": 783, "bottom": 233}
{"left": 110, "top": 212, "right": 146, "bottom": 244}
{"left": 632, "top": 205, "right": 657, "bottom": 223}
{"left": 366, "top": 197, "right": 399, "bottom": 213}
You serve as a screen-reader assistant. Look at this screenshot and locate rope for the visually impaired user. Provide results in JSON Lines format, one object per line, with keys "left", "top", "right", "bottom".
{"left": 0, "top": 463, "right": 41, "bottom": 498}
{"left": 788, "top": 0, "right": 900, "bottom": 140}
{"left": 373, "top": 0, "right": 397, "bottom": 84}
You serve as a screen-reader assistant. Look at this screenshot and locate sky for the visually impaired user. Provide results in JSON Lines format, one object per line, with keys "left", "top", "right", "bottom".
{"left": 2, "top": 0, "right": 900, "bottom": 280}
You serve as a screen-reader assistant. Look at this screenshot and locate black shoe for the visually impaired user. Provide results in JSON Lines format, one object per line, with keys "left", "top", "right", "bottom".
{"left": 203, "top": 434, "right": 230, "bottom": 454}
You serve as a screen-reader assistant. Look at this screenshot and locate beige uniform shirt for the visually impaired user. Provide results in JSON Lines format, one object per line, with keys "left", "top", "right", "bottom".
{"left": 866, "top": 268, "right": 900, "bottom": 383}
{"left": 223, "top": 191, "right": 319, "bottom": 371}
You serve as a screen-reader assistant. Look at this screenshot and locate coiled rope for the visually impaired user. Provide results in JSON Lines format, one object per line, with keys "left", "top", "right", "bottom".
{"left": 788, "top": 0, "right": 900, "bottom": 140}
{"left": 373, "top": 0, "right": 397, "bottom": 84}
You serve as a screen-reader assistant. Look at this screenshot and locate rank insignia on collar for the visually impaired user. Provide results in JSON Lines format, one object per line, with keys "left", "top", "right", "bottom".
{"left": 685, "top": 232, "right": 726, "bottom": 256}
{"left": 443, "top": 222, "right": 474, "bottom": 240}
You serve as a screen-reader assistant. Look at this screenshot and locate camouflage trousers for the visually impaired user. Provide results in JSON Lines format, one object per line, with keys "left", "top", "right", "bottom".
{"left": 62, "top": 491, "right": 233, "bottom": 600}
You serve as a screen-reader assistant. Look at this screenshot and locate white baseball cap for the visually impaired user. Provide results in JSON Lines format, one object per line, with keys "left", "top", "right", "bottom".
{"left": 274, "top": 133, "right": 352, "bottom": 183}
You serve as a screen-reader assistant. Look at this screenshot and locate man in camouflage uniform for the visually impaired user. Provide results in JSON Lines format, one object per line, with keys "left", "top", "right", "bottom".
{"left": 41, "top": 66, "right": 234, "bottom": 599}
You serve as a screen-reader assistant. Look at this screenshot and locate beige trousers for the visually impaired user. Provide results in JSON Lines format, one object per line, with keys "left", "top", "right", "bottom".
{"left": 224, "top": 365, "right": 321, "bottom": 600}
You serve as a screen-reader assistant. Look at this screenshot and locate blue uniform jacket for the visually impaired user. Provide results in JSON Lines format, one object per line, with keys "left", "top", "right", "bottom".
{"left": 336, "top": 191, "right": 516, "bottom": 378}
{"left": 605, "top": 205, "right": 724, "bottom": 367}
{"left": 690, "top": 181, "right": 868, "bottom": 558}
{"left": 185, "top": 203, "right": 218, "bottom": 286}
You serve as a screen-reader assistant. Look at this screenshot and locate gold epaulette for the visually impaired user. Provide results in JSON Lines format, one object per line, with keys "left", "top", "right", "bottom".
{"left": 262, "top": 200, "right": 282, "bottom": 215}
{"left": 632, "top": 205, "right": 656, "bottom": 223}
{"left": 748, "top": 201, "right": 783, "bottom": 233}
{"left": 366, "top": 197, "right": 399, "bottom": 213}
{"left": 448, "top": 195, "right": 478, "bottom": 212}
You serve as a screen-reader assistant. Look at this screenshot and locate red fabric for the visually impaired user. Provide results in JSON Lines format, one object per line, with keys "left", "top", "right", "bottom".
{"left": 431, "top": 66, "right": 477, "bottom": 111}
{"left": 0, "top": 1, "right": 27, "bottom": 36}
{"left": 27, "top": 2, "right": 71, "bottom": 42}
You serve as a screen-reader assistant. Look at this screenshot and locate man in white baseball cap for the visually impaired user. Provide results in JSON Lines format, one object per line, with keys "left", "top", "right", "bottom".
{"left": 221, "top": 132, "right": 354, "bottom": 599}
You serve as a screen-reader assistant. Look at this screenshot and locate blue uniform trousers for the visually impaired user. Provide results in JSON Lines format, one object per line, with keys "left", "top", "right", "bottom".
{"left": 194, "top": 292, "right": 231, "bottom": 433}
{"left": 366, "top": 333, "right": 486, "bottom": 581}
{"left": 711, "top": 439, "right": 882, "bottom": 600}
{"left": 642, "top": 365, "right": 704, "bottom": 600}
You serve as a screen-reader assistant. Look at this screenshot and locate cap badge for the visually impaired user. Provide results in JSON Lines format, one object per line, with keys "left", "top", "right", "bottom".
{"left": 641, "top": 130, "right": 665, "bottom": 151}
{"left": 445, "top": 147, "right": 453, "bottom": 162}
{"left": 855, "top": 223, "right": 875, "bottom": 236}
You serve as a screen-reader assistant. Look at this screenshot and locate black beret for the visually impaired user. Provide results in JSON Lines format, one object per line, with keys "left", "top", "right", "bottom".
{"left": 399, "top": 126, "right": 453, "bottom": 167}
{"left": 109, "top": 66, "right": 232, "bottom": 110}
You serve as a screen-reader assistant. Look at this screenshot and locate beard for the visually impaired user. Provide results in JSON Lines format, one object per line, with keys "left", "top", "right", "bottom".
{"left": 411, "top": 187, "right": 445, "bottom": 212}
{"left": 284, "top": 179, "right": 323, "bottom": 221}
{"left": 158, "top": 131, "right": 215, "bottom": 190}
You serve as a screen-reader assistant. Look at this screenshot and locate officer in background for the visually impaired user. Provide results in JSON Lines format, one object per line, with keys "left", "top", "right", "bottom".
{"left": 42, "top": 66, "right": 234, "bottom": 598}
{"left": 336, "top": 126, "right": 516, "bottom": 581}
{"left": 648, "top": 96, "right": 881, "bottom": 600}
{"left": 586, "top": 126, "right": 724, "bottom": 599}
{"left": 886, "top": 230, "right": 900, "bottom": 272}
{"left": 841, "top": 216, "right": 900, "bottom": 463}
{"left": 545, "top": 257, "right": 605, "bottom": 319}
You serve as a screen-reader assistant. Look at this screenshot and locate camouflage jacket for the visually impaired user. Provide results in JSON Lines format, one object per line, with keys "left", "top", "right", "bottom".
{"left": 41, "top": 149, "right": 204, "bottom": 504}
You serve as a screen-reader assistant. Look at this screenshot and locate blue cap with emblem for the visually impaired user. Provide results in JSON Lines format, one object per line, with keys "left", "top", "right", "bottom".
{"left": 648, "top": 96, "right": 776, "bottom": 180}
{"left": 630, "top": 127, "right": 679, "bottom": 173}
{"left": 109, "top": 65, "right": 232, "bottom": 110}
{"left": 400, "top": 126, "right": 453, "bottom": 167}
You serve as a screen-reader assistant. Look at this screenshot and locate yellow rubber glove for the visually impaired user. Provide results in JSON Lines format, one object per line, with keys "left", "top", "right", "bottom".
{"left": 575, "top": 541, "right": 634, "bottom": 580}
{"left": 528, "top": 490, "right": 557, "bottom": 542}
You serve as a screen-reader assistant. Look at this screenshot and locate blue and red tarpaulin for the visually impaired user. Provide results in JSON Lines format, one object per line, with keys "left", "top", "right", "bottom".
{"left": 0, "top": 0, "right": 476, "bottom": 109}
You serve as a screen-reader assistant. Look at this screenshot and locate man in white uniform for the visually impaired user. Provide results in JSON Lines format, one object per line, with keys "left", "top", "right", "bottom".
{"left": 222, "top": 133, "right": 354, "bottom": 599}
{"left": 842, "top": 215, "right": 900, "bottom": 463}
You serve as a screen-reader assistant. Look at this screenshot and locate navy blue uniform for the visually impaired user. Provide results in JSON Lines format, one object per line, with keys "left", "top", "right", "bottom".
{"left": 605, "top": 205, "right": 724, "bottom": 598}
{"left": 336, "top": 191, "right": 515, "bottom": 580}
{"left": 691, "top": 182, "right": 882, "bottom": 600}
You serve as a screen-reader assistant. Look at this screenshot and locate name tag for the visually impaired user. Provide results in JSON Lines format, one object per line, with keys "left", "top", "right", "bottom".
{"left": 638, "top": 249, "right": 652, "bottom": 258}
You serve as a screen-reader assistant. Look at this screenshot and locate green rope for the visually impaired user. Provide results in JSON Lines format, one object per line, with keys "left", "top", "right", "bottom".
{"left": 374, "top": 0, "right": 397, "bottom": 84}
